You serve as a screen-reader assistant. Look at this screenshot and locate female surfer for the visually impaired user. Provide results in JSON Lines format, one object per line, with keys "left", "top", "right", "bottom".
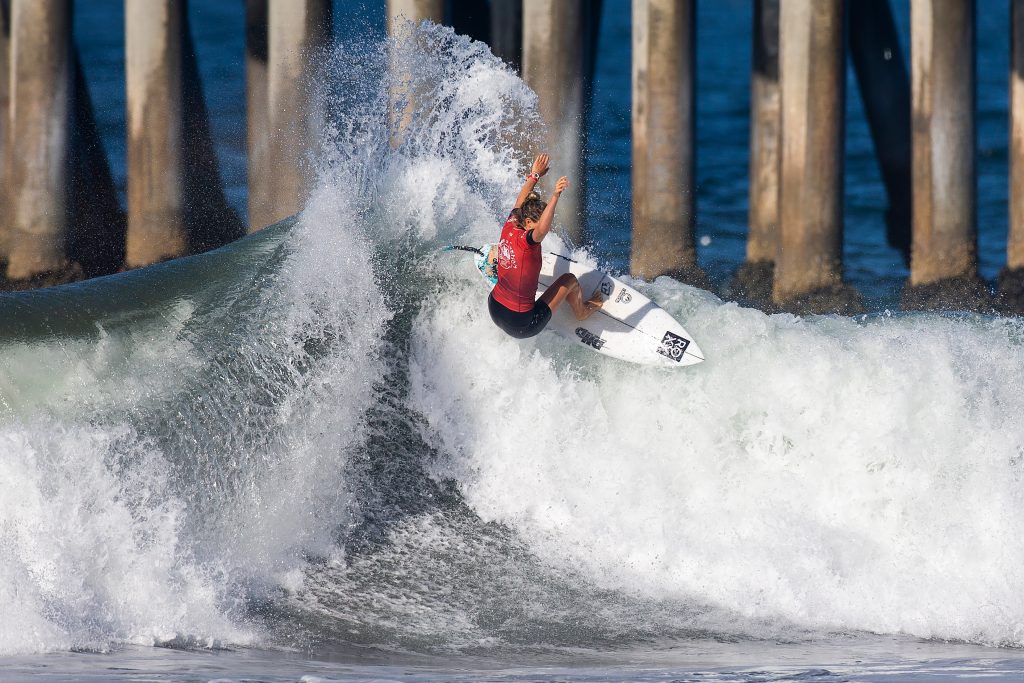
{"left": 487, "top": 153, "right": 603, "bottom": 339}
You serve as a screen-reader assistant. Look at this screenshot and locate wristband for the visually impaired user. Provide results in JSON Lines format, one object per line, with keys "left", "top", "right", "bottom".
{"left": 526, "top": 172, "right": 540, "bottom": 182}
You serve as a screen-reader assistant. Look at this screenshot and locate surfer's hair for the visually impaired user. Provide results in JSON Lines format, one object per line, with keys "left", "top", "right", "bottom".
{"left": 520, "top": 192, "right": 546, "bottom": 224}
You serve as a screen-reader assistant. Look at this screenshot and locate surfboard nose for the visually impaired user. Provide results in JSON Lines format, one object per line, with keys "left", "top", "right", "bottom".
{"left": 683, "top": 338, "right": 705, "bottom": 365}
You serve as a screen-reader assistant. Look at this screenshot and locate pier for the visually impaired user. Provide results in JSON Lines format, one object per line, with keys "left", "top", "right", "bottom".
{"left": 0, "top": 0, "right": 1021, "bottom": 314}
{"left": 630, "top": 0, "right": 705, "bottom": 288}
{"left": 773, "top": 0, "right": 859, "bottom": 313}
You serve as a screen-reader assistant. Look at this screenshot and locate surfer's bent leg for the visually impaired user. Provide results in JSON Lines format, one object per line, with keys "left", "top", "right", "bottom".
{"left": 540, "top": 274, "right": 603, "bottom": 321}
{"left": 488, "top": 292, "right": 552, "bottom": 339}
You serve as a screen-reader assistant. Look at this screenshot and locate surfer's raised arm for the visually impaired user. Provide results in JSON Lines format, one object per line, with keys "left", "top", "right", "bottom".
{"left": 525, "top": 176, "right": 568, "bottom": 244}
{"left": 514, "top": 153, "right": 550, "bottom": 209}
{"left": 486, "top": 163, "right": 601, "bottom": 340}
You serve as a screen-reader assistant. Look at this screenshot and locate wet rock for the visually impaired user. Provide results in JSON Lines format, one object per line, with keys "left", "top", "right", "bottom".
{"left": 900, "top": 274, "right": 996, "bottom": 313}
{"left": 776, "top": 282, "right": 866, "bottom": 316}
{"left": 0, "top": 261, "right": 85, "bottom": 291}
{"left": 996, "top": 267, "right": 1024, "bottom": 315}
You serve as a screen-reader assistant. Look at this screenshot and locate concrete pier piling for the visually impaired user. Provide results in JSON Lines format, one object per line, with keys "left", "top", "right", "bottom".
{"left": 125, "top": 0, "right": 241, "bottom": 267}
{"left": 522, "top": 0, "right": 593, "bottom": 245}
{"left": 849, "top": 0, "right": 912, "bottom": 263}
{"left": 385, "top": 0, "right": 444, "bottom": 140}
{"left": 387, "top": 0, "right": 444, "bottom": 31}
{"left": 4, "top": 0, "right": 75, "bottom": 283}
{"left": 630, "top": 0, "right": 704, "bottom": 285}
{"left": 2, "top": 2, "right": 122, "bottom": 285}
{"left": 727, "top": 0, "right": 779, "bottom": 305}
{"left": 264, "top": 0, "right": 332, "bottom": 227}
{"left": 774, "top": 0, "right": 862, "bottom": 314}
{"left": 0, "top": 0, "right": 9, "bottom": 262}
{"left": 125, "top": 0, "right": 186, "bottom": 268}
{"left": 903, "top": 0, "right": 987, "bottom": 311}
{"left": 1002, "top": 0, "right": 1024, "bottom": 311}
{"left": 246, "top": 0, "right": 271, "bottom": 232}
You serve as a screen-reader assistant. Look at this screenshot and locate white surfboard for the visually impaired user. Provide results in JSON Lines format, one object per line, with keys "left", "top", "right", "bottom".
{"left": 454, "top": 244, "right": 704, "bottom": 367}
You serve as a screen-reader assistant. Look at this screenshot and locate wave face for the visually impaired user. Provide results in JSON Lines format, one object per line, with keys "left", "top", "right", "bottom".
{"left": 2, "top": 23, "right": 1024, "bottom": 657}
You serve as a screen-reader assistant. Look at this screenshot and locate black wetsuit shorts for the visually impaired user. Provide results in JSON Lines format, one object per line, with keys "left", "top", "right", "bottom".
{"left": 488, "top": 291, "right": 552, "bottom": 339}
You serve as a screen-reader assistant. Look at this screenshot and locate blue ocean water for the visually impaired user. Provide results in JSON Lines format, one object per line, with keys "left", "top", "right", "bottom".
{"left": 73, "top": 1, "right": 1012, "bottom": 310}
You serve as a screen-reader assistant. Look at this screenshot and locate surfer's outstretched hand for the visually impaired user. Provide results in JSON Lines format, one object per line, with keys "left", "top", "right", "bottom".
{"left": 553, "top": 176, "right": 569, "bottom": 197}
{"left": 531, "top": 153, "right": 550, "bottom": 178}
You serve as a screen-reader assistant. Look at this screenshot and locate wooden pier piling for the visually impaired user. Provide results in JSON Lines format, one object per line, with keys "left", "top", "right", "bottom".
{"left": 1002, "top": 0, "right": 1024, "bottom": 310}
{"left": 4, "top": 0, "right": 74, "bottom": 282}
{"left": 773, "top": 0, "right": 862, "bottom": 313}
{"left": 522, "top": 0, "right": 591, "bottom": 245}
{"left": 630, "top": 0, "right": 704, "bottom": 285}
{"left": 903, "top": 0, "right": 987, "bottom": 310}
{"left": 263, "top": 0, "right": 331, "bottom": 227}
{"left": 727, "top": 0, "right": 779, "bottom": 305}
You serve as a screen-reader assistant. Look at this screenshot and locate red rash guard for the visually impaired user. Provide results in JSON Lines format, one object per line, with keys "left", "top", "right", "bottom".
{"left": 492, "top": 214, "right": 542, "bottom": 312}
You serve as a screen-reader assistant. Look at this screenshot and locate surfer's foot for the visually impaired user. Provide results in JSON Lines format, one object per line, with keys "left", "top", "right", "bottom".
{"left": 579, "top": 292, "right": 604, "bottom": 320}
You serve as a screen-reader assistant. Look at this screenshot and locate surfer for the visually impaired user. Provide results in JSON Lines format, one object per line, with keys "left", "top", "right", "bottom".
{"left": 487, "top": 154, "right": 603, "bottom": 339}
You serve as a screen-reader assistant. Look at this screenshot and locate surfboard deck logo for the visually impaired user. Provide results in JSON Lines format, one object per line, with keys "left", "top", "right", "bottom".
{"left": 575, "top": 327, "right": 606, "bottom": 350}
{"left": 656, "top": 331, "right": 690, "bottom": 362}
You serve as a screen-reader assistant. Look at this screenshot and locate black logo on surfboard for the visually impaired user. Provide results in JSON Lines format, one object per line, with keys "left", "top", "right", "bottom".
{"left": 575, "top": 327, "right": 606, "bottom": 350}
{"left": 657, "top": 331, "right": 690, "bottom": 362}
{"left": 615, "top": 289, "right": 632, "bottom": 304}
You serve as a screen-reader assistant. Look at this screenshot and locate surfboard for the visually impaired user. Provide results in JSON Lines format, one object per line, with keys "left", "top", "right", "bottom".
{"left": 451, "top": 245, "right": 705, "bottom": 367}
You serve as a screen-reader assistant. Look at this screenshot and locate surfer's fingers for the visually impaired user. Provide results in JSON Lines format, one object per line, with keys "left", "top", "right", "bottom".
{"left": 533, "top": 153, "right": 550, "bottom": 175}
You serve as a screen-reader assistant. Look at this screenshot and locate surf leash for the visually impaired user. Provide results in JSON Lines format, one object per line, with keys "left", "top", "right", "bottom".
{"left": 442, "top": 245, "right": 484, "bottom": 256}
